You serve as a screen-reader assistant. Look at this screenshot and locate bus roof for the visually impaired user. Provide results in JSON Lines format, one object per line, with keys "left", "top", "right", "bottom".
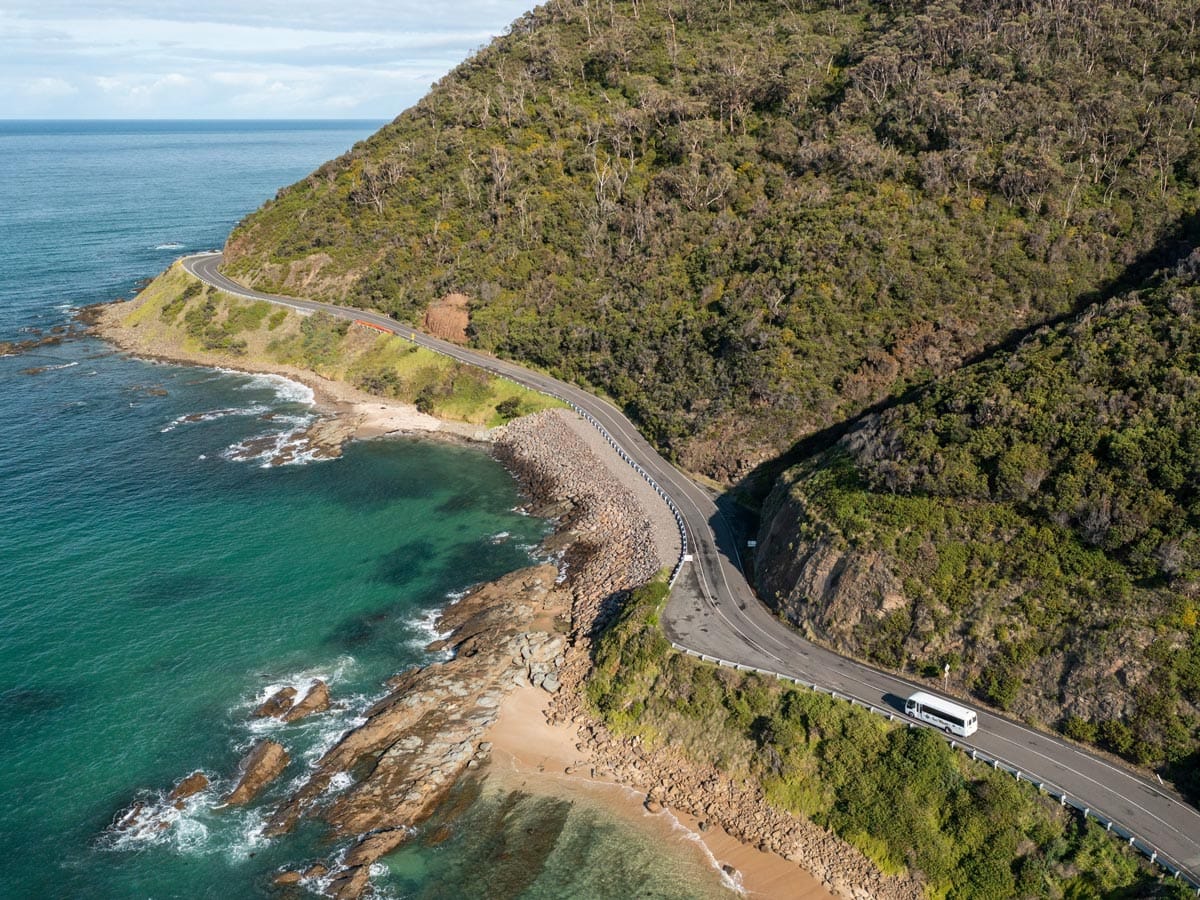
{"left": 907, "top": 690, "right": 977, "bottom": 721}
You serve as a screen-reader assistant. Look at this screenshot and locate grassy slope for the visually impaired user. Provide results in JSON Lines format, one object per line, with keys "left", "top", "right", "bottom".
{"left": 588, "top": 582, "right": 1191, "bottom": 900}
{"left": 117, "top": 264, "right": 561, "bottom": 427}
{"left": 222, "top": 0, "right": 1200, "bottom": 477}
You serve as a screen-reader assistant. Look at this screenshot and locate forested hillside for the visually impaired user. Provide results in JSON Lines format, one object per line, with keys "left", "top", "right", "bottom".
{"left": 221, "top": 0, "right": 1200, "bottom": 783}
{"left": 758, "top": 257, "right": 1200, "bottom": 788}
{"left": 225, "top": 0, "right": 1200, "bottom": 477}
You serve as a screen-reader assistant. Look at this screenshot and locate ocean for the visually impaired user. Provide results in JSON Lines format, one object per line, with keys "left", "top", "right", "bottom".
{"left": 0, "top": 121, "right": 728, "bottom": 897}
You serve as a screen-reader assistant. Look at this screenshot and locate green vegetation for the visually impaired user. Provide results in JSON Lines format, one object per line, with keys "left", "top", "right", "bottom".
{"left": 122, "top": 264, "right": 561, "bottom": 427}
{"left": 225, "top": 0, "right": 1200, "bottom": 474}
{"left": 763, "top": 267, "right": 1200, "bottom": 785}
{"left": 588, "top": 583, "right": 1192, "bottom": 899}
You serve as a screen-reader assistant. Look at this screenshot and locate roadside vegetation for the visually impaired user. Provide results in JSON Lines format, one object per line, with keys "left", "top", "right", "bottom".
{"left": 760, "top": 266, "right": 1200, "bottom": 791}
{"left": 588, "top": 582, "right": 1193, "bottom": 899}
{"left": 121, "top": 264, "right": 560, "bottom": 426}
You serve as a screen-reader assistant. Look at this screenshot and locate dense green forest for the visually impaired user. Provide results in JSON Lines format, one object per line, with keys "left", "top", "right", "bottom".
{"left": 588, "top": 581, "right": 1193, "bottom": 899}
{"left": 225, "top": 0, "right": 1200, "bottom": 477}
{"left": 758, "top": 262, "right": 1200, "bottom": 786}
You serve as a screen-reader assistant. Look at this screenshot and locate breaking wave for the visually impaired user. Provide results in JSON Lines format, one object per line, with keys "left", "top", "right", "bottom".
{"left": 160, "top": 405, "right": 270, "bottom": 433}
{"left": 224, "top": 371, "right": 315, "bottom": 406}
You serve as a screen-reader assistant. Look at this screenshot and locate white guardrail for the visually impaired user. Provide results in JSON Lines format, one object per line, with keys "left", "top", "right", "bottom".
{"left": 667, "top": 641, "right": 1200, "bottom": 895}
{"left": 374, "top": 322, "right": 693, "bottom": 586}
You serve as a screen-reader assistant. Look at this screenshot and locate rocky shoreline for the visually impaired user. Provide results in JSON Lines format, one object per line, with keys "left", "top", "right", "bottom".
{"left": 498, "top": 413, "right": 924, "bottom": 900}
{"left": 88, "top": 332, "right": 911, "bottom": 896}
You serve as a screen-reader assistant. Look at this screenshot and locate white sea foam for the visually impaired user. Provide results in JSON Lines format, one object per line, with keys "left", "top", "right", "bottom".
{"left": 489, "top": 531, "right": 512, "bottom": 544}
{"left": 99, "top": 776, "right": 221, "bottom": 855}
{"left": 224, "top": 811, "right": 270, "bottom": 862}
{"left": 299, "top": 704, "right": 372, "bottom": 770}
{"left": 153, "top": 242, "right": 185, "bottom": 250}
{"left": 39, "top": 361, "right": 79, "bottom": 371}
{"left": 160, "top": 405, "right": 271, "bottom": 433}
{"left": 221, "top": 419, "right": 324, "bottom": 468}
{"left": 408, "top": 606, "right": 454, "bottom": 657}
{"left": 223, "top": 370, "right": 315, "bottom": 406}
{"left": 663, "top": 813, "right": 747, "bottom": 895}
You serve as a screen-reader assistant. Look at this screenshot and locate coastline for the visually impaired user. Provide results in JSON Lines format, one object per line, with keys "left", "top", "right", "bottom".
{"left": 483, "top": 684, "right": 834, "bottom": 899}
{"left": 91, "top": 298, "right": 490, "bottom": 450}
{"left": 87, "top": 296, "right": 876, "bottom": 899}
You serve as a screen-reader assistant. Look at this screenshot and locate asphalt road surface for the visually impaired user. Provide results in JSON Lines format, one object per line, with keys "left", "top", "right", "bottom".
{"left": 184, "top": 252, "right": 1200, "bottom": 889}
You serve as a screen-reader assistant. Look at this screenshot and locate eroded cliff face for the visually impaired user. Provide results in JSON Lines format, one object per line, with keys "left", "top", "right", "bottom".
{"left": 756, "top": 475, "right": 905, "bottom": 656}
{"left": 754, "top": 467, "right": 1154, "bottom": 733}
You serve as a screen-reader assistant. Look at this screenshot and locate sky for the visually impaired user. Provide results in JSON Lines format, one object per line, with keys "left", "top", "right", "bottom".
{"left": 1, "top": 1, "right": 537, "bottom": 118}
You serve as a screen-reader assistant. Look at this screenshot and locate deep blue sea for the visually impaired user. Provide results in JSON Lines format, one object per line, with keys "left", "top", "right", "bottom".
{"left": 0, "top": 121, "right": 726, "bottom": 898}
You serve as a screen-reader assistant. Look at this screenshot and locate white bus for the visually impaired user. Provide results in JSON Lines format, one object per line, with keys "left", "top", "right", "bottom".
{"left": 905, "top": 691, "right": 978, "bottom": 737}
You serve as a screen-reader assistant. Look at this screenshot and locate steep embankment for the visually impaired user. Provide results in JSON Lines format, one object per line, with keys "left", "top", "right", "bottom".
{"left": 758, "top": 258, "right": 1200, "bottom": 791}
{"left": 222, "top": 0, "right": 1200, "bottom": 478}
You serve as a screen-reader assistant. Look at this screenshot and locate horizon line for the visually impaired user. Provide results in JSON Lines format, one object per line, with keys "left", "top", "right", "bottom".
{"left": 0, "top": 116, "right": 391, "bottom": 122}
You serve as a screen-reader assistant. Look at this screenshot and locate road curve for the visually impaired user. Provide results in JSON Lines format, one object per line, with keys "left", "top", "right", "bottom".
{"left": 183, "top": 252, "right": 1200, "bottom": 889}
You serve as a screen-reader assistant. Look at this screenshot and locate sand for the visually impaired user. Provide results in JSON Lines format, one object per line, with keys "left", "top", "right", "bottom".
{"left": 484, "top": 685, "right": 834, "bottom": 900}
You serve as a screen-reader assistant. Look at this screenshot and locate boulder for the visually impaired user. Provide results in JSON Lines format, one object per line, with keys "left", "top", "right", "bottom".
{"left": 224, "top": 740, "right": 289, "bottom": 805}
{"left": 168, "top": 771, "right": 210, "bottom": 808}
{"left": 283, "top": 681, "right": 330, "bottom": 722}
{"left": 254, "top": 686, "right": 297, "bottom": 718}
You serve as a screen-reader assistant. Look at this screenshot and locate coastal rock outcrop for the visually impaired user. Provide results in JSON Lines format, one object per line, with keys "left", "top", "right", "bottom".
{"left": 225, "top": 740, "right": 289, "bottom": 806}
{"left": 255, "top": 681, "right": 331, "bottom": 722}
{"left": 167, "top": 771, "right": 210, "bottom": 807}
{"left": 284, "top": 680, "right": 330, "bottom": 722}
{"left": 262, "top": 563, "right": 570, "bottom": 894}
{"left": 254, "top": 686, "right": 297, "bottom": 718}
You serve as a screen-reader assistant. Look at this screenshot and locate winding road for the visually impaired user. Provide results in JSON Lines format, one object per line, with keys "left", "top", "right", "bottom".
{"left": 184, "top": 252, "right": 1200, "bottom": 890}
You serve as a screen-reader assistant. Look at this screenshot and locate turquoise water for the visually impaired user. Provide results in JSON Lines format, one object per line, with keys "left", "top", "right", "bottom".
{"left": 0, "top": 121, "right": 728, "bottom": 897}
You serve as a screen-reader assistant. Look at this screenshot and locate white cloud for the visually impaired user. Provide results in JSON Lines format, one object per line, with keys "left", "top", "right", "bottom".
{"left": 25, "top": 76, "right": 77, "bottom": 97}
{"left": 0, "top": 1, "right": 536, "bottom": 118}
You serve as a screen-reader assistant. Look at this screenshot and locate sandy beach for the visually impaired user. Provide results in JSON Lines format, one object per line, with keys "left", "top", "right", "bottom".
{"left": 485, "top": 684, "right": 834, "bottom": 899}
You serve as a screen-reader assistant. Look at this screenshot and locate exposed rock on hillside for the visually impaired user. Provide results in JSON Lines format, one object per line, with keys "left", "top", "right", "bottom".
{"left": 422, "top": 292, "right": 470, "bottom": 344}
